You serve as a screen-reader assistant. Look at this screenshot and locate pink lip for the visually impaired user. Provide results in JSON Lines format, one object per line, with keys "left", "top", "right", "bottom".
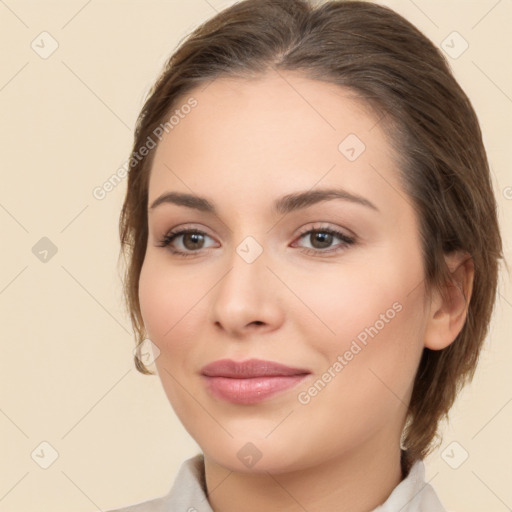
{"left": 200, "top": 358, "right": 311, "bottom": 404}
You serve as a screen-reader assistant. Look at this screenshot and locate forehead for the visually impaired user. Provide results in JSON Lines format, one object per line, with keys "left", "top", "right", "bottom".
{"left": 167, "top": 70, "right": 383, "bottom": 145}
{"left": 148, "top": 70, "right": 400, "bottom": 215}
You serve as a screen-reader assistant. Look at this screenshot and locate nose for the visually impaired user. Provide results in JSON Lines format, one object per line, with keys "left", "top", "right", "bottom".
{"left": 209, "top": 242, "right": 284, "bottom": 338}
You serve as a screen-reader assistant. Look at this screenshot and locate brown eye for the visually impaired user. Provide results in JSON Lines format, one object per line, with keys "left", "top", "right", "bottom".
{"left": 293, "top": 226, "right": 355, "bottom": 256}
{"left": 308, "top": 231, "right": 334, "bottom": 249}
{"left": 182, "top": 232, "right": 206, "bottom": 250}
{"left": 157, "top": 228, "right": 216, "bottom": 257}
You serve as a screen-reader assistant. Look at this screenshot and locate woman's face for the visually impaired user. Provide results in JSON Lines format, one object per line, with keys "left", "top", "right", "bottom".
{"left": 139, "top": 70, "right": 430, "bottom": 473}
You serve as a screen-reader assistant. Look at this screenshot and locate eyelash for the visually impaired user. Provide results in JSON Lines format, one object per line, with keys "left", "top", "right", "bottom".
{"left": 157, "top": 224, "right": 355, "bottom": 259}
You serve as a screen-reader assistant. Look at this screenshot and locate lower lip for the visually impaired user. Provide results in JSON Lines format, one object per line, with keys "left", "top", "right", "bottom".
{"left": 201, "top": 374, "right": 309, "bottom": 404}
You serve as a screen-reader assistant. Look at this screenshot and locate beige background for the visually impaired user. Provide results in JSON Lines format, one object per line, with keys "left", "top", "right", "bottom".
{"left": 0, "top": 1, "right": 511, "bottom": 511}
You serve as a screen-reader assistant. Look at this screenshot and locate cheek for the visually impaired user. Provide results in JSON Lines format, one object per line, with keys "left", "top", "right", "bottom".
{"left": 290, "top": 253, "right": 427, "bottom": 410}
{"left": 291, "top": 259, "right": 423, "bottom": 349}
{"left": 138, "top": 261, "right": 166, "bottom": 342}
{"left": 139, "top": 259, "right": 194, "bottom": 346}
{"left": 138, "top": 260, "right": 210, "bottom": 432}
{"left": 291, "top": 269, "right": 426, "bottom": 443}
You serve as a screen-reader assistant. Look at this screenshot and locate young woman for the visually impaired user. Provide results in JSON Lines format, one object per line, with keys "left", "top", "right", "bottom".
{"left": 111, "top": 0, "right": 504, "bottom": 510}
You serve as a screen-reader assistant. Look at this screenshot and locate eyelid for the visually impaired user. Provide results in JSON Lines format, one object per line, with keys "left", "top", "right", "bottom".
{"left": 156, "top": 221, "right": 356, "bottom": 258}
{"left": 294, "top": 222, "right": 356, "bottom": 242}
{"left": 156, "top": 224, "right": 217, "bottom": 248}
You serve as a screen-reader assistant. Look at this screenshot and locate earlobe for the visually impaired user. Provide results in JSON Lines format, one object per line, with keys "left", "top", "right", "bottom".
{"left": 424, "top": 251, "right": 474, "bottom": 351}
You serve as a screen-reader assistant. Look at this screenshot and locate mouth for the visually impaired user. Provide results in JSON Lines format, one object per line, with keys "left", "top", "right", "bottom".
{"left": 200, "top": 358, "right": 311, "bottom": 404}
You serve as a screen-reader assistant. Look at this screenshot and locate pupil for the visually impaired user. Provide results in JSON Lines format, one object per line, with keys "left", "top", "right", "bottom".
{"left": 313, "top": 232, "right": 332, "bottom": 248}
{"left": 185, "top": 233, "right": 203, "bottom": 249}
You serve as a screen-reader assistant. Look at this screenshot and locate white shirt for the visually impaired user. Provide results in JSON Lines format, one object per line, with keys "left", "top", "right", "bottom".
{"left": 107, "top": 453, "right": 447, "bottom": 512}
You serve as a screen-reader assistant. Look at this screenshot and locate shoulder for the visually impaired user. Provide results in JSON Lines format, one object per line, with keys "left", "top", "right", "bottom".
{"left": 104, "top": 494, "right": 169, "bottom": 512}
{"left": 372, "top": 458, "right": 448, "bottom": 512}
{"left": 105, "top": 453, "right": 210, "bottom": 512}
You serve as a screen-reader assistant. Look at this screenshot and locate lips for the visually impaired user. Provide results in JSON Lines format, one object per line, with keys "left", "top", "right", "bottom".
{"left": 200, "top": 358, "right": 311, "bottom": 378}
{"left": 200, "top": 358, "right": 311, "bottom": 404}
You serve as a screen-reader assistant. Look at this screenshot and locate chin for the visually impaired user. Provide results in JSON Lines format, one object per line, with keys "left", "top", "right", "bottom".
{"left": 200, "top": 437, "right": 312, "bottom": 474}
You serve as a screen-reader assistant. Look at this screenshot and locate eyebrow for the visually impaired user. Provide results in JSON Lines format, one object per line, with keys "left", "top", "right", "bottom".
{"left": 148, "top": 187, "right": 379, "bottom": 215}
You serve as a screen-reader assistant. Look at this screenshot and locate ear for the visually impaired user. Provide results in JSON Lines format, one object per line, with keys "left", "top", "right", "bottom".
{"left": 424, "top": 251, "right": 474, "bottom": 351}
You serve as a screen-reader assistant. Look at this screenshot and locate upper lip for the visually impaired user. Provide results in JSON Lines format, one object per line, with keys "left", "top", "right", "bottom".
{"left": 200, "top": 358, "right": 311, "bottom": 378}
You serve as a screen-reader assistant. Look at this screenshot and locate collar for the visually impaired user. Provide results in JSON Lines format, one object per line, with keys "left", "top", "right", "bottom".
{"left": 157, "top": 453, "right": 447, "bottom": 512}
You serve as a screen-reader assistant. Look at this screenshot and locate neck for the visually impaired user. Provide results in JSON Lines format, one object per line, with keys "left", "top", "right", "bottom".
{"left": 203, "top": 437, "right": 404, "bottom": 512}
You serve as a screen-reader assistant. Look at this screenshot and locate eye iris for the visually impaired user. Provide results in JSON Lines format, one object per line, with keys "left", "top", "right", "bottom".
{"left": 311, "top": 231, "right": 332, "bottom": 249}
{"left": 183, "top": 232, "right": 204, "bottom": 250}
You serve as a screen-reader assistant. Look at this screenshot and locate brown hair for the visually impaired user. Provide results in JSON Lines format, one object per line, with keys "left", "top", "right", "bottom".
{"left": 118, "top": 0, "right": 505, "bottom": 470}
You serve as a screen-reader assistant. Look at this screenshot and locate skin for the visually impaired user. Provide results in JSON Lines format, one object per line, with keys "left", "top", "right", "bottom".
{"left": 138, "top": 69, "right": 473, "bottom": 512}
